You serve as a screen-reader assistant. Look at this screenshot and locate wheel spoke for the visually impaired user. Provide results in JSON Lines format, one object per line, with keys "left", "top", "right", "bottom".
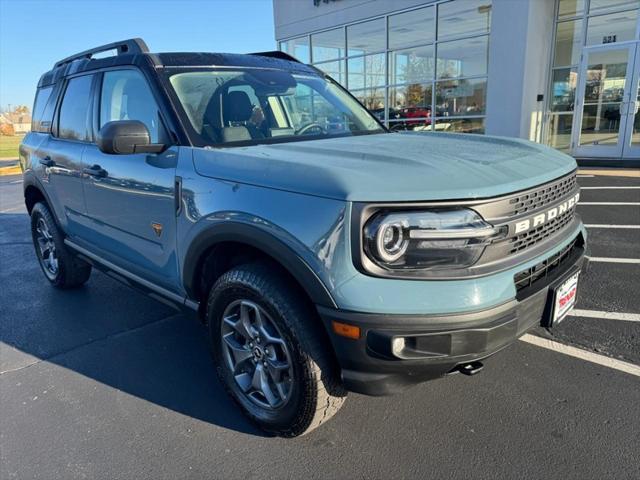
{"left": 258, "top": 325, "right": 285, "bottom": 347}
{"left": 222, "top": 333, "right": 253, "bottom": 366}
{"left": 223, "top": 314, "right": 254, "bottom": 342}
{"left": 265, "top": 357, "right": 289, "bottom": 382}
{"left": 254, "top": 364, "right": 278, "bottom": 407}
{"left": 234, "top": 372, "right": 253, "bottom": 393}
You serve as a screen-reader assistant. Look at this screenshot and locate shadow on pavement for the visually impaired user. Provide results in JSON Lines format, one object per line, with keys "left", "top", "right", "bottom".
{"left": 0, "top": 212, "right": 264, "bottom": 437}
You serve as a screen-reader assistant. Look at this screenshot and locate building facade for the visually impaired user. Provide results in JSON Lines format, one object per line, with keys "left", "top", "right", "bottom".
{"left": 273, "top": 0, "right": 640, "bottom": 163}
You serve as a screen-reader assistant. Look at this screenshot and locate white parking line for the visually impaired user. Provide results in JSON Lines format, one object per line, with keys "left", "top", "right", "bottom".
{"left": 568, "top": 309, "right": 640, "bottom": 322}
{"left": 587, "top": 256, "right": 640, "bottom": 264}
{"left": 585, "top": 224, "right": 640, "bottom": 229}
{"left": 577, "top": 175, "right": 594, "bottom": 177}
{"left": 578, "top": 202, "right": 640, "bottom": 206}
{"left": 580, "top": 186, "right": 640, "bottom": 189}
{"left": 519, "top": 334, "right": 640, "bottom": 377}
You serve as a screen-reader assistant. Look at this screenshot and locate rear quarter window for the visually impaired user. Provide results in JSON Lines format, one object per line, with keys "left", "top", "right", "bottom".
{"left": 31, "top": 87, "right": 55, "bottom": 133}
{"left": 58, "top": 75, "right": 94, "bottom": 141}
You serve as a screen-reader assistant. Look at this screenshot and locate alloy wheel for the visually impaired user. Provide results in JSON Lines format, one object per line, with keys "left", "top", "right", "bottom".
{"left": 220, "top": 299, "right": 294, "bottom": 409}
{"left": 35, "top": 217, "right": 58, "bottom": 279}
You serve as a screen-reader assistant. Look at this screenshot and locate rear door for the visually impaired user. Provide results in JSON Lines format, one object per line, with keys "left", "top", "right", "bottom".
{"left": 44, "top": 74, "right": 95, "bottom": 236}
{"left": 81, "top": 68, "right": 180, "bottom": 291}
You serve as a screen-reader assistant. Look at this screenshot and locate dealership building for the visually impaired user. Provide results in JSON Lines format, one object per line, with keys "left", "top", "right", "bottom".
{"left": 273, "top": 0, "right": 640, "bottom": 164}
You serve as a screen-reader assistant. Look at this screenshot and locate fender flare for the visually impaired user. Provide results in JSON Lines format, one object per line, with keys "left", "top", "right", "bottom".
{"left": 182, "top": 222, "right": 337, "bottom": 309}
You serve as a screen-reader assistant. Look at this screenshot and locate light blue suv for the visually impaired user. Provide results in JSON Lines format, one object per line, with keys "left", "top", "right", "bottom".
{"left": 20, "top": 39, "right": 587, "bottom": 436}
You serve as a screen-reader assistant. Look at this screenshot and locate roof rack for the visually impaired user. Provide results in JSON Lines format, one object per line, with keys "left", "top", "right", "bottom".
{"left": 249, "top": 51, "right": 301, "bottom": 63}
{"left": 53, "top": 38, "right": 149, "bottom": 68}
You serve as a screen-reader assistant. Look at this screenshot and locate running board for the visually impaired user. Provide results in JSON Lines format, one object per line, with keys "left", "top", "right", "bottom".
{"left": 64, "top": 239, "right": 199, "bottom": 311}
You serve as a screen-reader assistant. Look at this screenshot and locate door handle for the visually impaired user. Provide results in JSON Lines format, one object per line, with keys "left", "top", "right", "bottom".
{"left": 83, "top": 164, "right": 108, "bottom": 178}
{"left": 39, "top": 156, "right": 55, "bottom": 167}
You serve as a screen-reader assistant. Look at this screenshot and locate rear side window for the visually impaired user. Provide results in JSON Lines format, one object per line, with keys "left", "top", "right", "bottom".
{"left": 100, "top": 69, "right": 162, "bottom": 142}
{"left": 31, "top": 87, "right": 54, "bottom": 133}
{"left": 58, "top": 75, "right": 94, "bottom": 141}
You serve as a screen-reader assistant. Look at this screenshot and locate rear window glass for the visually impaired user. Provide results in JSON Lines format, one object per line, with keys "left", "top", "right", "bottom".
{"left": 58, "top": 75, "right": 94, "bottom": 141}
{"left": 31, "top": 87, "right": 54, "bottom": 133}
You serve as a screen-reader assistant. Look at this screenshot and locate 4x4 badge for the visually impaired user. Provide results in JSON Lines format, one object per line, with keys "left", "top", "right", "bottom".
{"left": 151, "top": 223, "right": 163, "bottom": 237}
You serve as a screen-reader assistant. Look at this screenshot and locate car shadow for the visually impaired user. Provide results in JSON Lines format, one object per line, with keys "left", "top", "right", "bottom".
{"left": 0, "top": 212, "right": 266, "bottom": 437}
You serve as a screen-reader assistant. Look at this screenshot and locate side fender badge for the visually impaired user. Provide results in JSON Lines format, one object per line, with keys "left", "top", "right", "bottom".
{"left": 151, "top": 223, "right": 163, "bottom": 237}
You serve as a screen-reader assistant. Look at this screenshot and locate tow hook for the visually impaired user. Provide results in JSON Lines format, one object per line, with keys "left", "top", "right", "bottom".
{"left": 457, "top": 361, "right": 484, "bottom": 376}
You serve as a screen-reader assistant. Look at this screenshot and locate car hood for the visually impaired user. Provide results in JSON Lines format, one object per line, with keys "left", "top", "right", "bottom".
{"left": 192, "top": 132, "right": 577, "bottom": 202}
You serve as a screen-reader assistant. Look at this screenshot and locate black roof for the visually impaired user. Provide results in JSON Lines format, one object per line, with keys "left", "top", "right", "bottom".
{"left": 38, "top": 38, "right": 317, "bottom": 87}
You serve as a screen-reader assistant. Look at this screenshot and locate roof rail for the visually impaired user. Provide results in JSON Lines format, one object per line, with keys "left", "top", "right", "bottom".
{"left": 249, "top": 51, "right": 301, "bottom": 63}
{"left": 53, "top": 38, "right": 149, "bottom": 68}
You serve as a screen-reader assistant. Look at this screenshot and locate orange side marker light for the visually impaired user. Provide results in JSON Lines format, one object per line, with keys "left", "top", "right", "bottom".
{"left": 332, "top": 321, "right": 361, "bottom": 340}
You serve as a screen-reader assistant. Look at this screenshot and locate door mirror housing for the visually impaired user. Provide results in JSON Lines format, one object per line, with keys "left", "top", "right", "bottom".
{"left": 97, "top": 120, "right": 166, "bottom": 155}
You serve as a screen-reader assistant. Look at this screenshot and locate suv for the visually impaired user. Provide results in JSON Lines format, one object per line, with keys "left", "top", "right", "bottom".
{"left": 20, "top": 39, "right": 587, "bottom": 437}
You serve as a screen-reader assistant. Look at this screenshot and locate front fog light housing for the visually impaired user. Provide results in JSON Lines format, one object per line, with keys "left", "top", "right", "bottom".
{"left": 363, "top": 209, "right": 501, "bottom": 272}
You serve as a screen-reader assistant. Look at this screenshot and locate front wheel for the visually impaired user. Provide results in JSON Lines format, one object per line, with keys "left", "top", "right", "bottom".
{"left": 206, "top": 262, "right": 346, "bottom": 437}
{"left": 30, "top": 202, "right": 91, "bottom": 289}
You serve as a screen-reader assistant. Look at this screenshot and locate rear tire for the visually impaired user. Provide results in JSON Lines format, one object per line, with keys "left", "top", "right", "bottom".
{"left": 206, "top": 262, "right": 346, "bottom": 437}
{"left": 30, "top": 202, "right": 92, "bottom": 289}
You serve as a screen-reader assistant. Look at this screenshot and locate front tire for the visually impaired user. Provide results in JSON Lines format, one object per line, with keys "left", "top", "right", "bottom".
{"left": 207, "top": 262, "right": 346, "bottom": 437}
{"left": 30, "top": 202, "right": 91, "bottom": 289}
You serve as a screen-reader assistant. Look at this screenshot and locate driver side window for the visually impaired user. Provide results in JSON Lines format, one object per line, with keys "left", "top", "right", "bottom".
{"left": 100, "top": 69, "right": 164, "bottom": 143}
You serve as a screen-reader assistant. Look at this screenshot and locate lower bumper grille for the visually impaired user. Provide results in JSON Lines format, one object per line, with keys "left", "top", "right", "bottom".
{"left": 514, "top": 235, "right": 581, "bottom": 292}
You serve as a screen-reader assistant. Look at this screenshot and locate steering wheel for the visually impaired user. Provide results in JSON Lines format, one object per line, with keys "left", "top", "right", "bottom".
{"left": 295, "top": 122, "right": 326, "bottom": 136}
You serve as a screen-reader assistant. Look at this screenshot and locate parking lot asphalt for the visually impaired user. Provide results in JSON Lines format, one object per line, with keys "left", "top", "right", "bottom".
{"left": 1, "top": 171, "right": 639, "bottom": 480}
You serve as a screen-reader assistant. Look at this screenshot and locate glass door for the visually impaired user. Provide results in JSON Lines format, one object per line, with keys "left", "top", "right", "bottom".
{"left": 621, "top": 45, "right": 640, "bottom": 159}
{"left": 572, "top": 43, "right": 638, "bottom": 158}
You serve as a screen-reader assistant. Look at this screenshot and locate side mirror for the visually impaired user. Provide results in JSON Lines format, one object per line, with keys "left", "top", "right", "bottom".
{"left": 97, "top": 120, "right": 166, "bottom": 155}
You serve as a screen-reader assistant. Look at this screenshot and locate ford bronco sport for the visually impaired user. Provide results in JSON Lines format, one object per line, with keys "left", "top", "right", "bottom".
{"left": 20, "top": 39, "right": 587, "bottom": 437}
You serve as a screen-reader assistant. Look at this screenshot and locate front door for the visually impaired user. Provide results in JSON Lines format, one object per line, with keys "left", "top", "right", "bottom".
{"left": 81, "top": 68, "right": 180, "bottom": 292}
{"left": 572, "top": 42, "right": 640, "bottom": 159}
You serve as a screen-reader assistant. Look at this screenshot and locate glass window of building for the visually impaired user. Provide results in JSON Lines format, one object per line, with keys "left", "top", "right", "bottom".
{"left": 589, "top": 0, "right": 639, "bottom": 15}
{"left": 553, "top": 20, "right": 583, "bottom": 67}
{"left": 436, "top": 36, "right": 488, "bottom": 79}
{"left": 585, "top": 9, "right": 639, "bottom": 46}
{"left": 280, "top": 36, "right": 310, "bottom": 63}
{"left": 389, "top": 45, "right": 435, "bottom": 86}
{"left": 347, "top": 18, "right": 386, "bottom": 56}
{"left": 314, "top": 60, "right": 346, "bottom": 84}
{"left": 280, "top": 0, "right": 493, "bottom": 134}
{"left": 311, "top": 28, "right": 345, "bottom": 62}
{"left": 388, "top": 6, "right": 435, "bottom": 49}
{"left": 558, "top": 0, "right": 586, "bottom": 18}
{"left": 437, "top": 0, "right": 492, "bottom": 41}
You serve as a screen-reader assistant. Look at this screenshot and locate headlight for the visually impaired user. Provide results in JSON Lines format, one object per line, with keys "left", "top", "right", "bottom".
{"left": 363, "top": 209, "right": 502, "bottom": 271}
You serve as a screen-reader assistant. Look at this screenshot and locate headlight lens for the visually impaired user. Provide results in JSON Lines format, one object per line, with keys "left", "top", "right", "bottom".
{"left": 363, "top": 209, "right": 501, "bottom": 271}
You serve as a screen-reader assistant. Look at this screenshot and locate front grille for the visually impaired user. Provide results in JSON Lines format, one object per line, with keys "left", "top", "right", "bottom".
{"left": 509, "top": 207, "right": 575, "bottom": 254}
{"left": 514, "top": 237, "right": 579, "bottom": 292}
{"left": 508, "top": 173, "right": 577, "bottom": 216}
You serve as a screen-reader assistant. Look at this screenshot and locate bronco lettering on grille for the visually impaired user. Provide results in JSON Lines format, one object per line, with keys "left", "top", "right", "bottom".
{"left": 513, "top": 193, "right": 580, "bottom": 234}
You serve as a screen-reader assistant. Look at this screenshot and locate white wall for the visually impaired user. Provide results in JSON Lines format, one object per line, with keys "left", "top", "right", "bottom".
{"left": 485, "top": 0, "right": 555, "bottom": 141}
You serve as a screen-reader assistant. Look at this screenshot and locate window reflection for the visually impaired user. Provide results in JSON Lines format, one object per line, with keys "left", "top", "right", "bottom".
{"left": 389, "top": 45, "right": 435, "bottom": 85}
{"left": 348, "top": 54, "right": 386, "bottom": 90}
{"left": 311, "top": 28, "right": 345, "bottom": 62}
{"left": 280, "top": 37, "right": 310, "bottom": 63}
{"left": 435, "top": 78, "right": 486, "bottom": 116}
{"left": 586, "top": 10, "right": 639, "bottom": 46}
{"left": 315, "top": 60, "right": 346, "bottom": 84}
{"left": 435, "top": 117, "right": 484, "bottom": 133}
{"left": 437, "top": 36, "right": 488, "bottom": 79}
{"left": 547, "top": 114, "right": 574, "bottom": 151}
{"left": 550, "top": 68, "right": 578, "bottom": 112}
{"left": 437, "top": 0, "right": 492, "bottom": 41}
{"left": 558, "top": 0, "right": 585, "bottom": 18}
{"left": 347, "top": 18, "right": 385, "bottom": 56}
{"left": 554, "top": 20, "right": 582, "bottom": 67}
{"left": 388, "top": 6, "right": 435, "bottom": 49}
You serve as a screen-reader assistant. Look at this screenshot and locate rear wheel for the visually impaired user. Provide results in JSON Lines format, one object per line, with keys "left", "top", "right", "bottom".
{"left": 30, "top": 202, "right": 91, "bottom": 288}
{"left": 207, "top": 262, "right": 346, "bottom": 437}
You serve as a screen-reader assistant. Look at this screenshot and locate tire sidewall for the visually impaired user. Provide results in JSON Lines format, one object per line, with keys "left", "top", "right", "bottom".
{"left": 30, "top": 203, "right": 64, "bottom": 286}
{"left": 208, "top": 280, "right": 314, "bottom": 432}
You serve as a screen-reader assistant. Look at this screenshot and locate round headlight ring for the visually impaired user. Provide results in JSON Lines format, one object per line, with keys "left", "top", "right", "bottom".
{"left": 375, "top": 221, "right": 408, "bottom": 263}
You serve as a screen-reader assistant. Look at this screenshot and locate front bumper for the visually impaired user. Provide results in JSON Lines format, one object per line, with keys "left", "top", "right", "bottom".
{"left": 318, "top": 235, "right": 587, "bottom": 396}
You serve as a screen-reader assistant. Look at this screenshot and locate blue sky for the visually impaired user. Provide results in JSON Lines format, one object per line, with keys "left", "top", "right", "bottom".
{"left": 0, "top": 0, "right": 276, "bottom": 109}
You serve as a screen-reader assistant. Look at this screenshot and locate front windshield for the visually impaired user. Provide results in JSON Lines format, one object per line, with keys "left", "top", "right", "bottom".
{"left": 167, "top": 69, "right": 385, "bottom": 147}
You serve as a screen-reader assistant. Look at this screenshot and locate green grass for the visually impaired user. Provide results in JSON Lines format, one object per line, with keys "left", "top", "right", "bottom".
{"left": 0, "top": 135, "right": 24, "bottom": 158}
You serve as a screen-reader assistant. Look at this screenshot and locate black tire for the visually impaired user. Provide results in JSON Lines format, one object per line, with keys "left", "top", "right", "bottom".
{"left": 30, "top": 202, "right": 92, "bottom": 289}
{"left": 206, "top": 262, "right": 346, "bottom": 437}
